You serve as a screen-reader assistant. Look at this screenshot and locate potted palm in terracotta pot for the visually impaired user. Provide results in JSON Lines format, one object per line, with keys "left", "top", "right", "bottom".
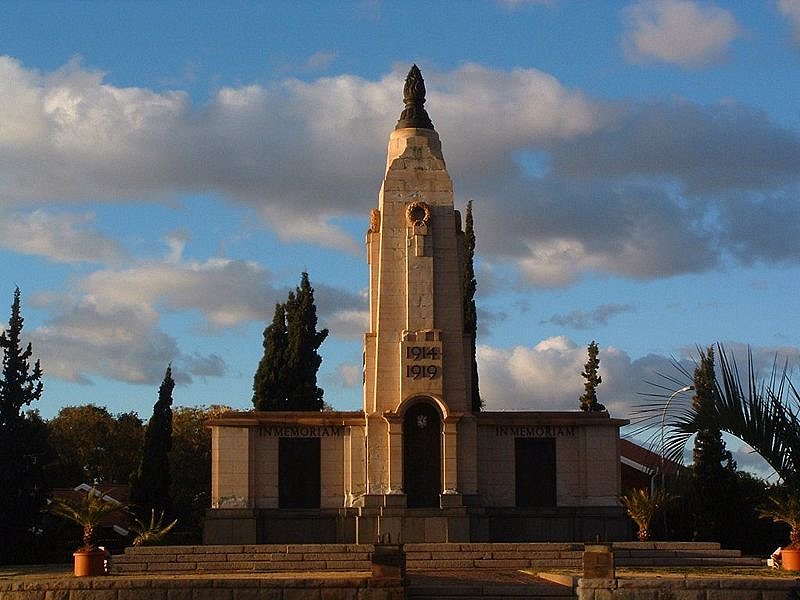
{"left": 50, "top": 487, "right": 124, "bottom": 576}
{"left": 759, "top": 492, "right": 800, "bottom": 571}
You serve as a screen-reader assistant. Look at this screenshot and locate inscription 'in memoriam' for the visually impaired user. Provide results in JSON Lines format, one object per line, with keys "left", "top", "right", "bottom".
{"left": 495, "top": 425, "right": 575, "bottom": 438}
{"left": 258, "top": 425, "right": 344, "bottom": 438}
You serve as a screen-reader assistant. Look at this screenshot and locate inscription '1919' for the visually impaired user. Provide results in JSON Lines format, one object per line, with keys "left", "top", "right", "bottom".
{"left": 406, "top": 364, "right": 439, "bottom": 379}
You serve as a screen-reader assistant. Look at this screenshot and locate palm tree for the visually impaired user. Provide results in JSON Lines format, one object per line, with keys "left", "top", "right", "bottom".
{"left": 620, "top": 488, "right": 674, "bottom": 541}
{"left": 635, "top": 344, "right": 800, "bottom": 486}
{"left": 49, "top": 487, "right": 124, "bottom": 551}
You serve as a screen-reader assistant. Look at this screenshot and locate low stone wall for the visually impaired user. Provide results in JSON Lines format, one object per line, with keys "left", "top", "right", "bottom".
{"left": 578, "top": 576, "right": 800, "bottom": 600}
{"left": 112, "top": 543, "right": 373, "bottom": 574}
{"left": 0, "top": 574, "right": 404, "bottom": 600}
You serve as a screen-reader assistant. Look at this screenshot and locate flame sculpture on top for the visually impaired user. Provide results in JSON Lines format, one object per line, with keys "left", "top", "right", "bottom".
{"left": 395, "top": 64, "right": 434, "bottom": 131}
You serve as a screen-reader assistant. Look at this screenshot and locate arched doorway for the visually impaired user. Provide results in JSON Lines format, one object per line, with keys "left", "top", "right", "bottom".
{"left": 403, "top": 401, "right": 441, "bottom": 508}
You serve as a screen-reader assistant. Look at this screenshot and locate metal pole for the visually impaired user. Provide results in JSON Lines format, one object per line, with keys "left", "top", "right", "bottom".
{"left": 660, "top": 385, "right": 694, "bottom": 538}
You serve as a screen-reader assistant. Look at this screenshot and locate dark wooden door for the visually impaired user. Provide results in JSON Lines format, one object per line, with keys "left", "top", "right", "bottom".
{"left": 515, "top": 437, "right": 557, "bottom": 507}
{"left": 403, "top": 402, "right": 441, "bottom": 508}
{"left": 278, "top": 437, "right": 321, "bottom": 508}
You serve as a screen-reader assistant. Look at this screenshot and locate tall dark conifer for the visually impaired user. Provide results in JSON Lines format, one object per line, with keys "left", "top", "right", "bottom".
{"left": 462, "top": 201, "right": 482, "bottom": 411}
{"left": 130, "top": 365, "right": 174, "bottom": 517}
{"left": 690, "top": 346, "right": 736, "bottom": 541}
{"left": 0, "top": 288, "right": 43, "bottom": 425}
{"left": 285, "top": 272, "right": 328, "bottom": 411}
{"left": 252, "top": 303, "right": 289, "bottom": 410}
{"left": 579, "top": 341, "right": 605, "bottom": 412}
{"left": 0, "top": 287, "right": 50, "bottom": 563}
{"left": 252, "top": 273, "right": 328, "bottom": 411}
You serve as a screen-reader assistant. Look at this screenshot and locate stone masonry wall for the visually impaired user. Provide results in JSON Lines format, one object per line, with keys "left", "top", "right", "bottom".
{"left": 578, "top": 577, "right": 800, "bottom": 600}
{"left": 0, "top": 575, "right": 404, "bottom": 600}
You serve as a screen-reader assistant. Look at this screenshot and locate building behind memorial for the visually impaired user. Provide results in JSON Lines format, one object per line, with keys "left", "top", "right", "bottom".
{"left": 205, "top": 66, "right": 628, "bottom": 544}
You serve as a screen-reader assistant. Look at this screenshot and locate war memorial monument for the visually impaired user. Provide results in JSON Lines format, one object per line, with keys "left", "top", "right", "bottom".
{"left": 204, "top": 66, "right": 628, "bottom": 545}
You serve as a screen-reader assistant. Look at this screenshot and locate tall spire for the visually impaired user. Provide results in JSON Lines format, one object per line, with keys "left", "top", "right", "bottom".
{"left": 395, "top": 64, "right": 434, "bottom": 130}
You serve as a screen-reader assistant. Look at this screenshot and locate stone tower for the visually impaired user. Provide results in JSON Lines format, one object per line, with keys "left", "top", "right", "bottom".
{"left": 362, "top": 65, "right": 478, "bottom": 518}
{"left": 205, "top": 65, "right": 627, "bottom": 546}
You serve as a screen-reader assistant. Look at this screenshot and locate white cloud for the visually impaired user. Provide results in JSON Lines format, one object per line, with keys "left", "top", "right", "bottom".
{"left": 34, "top": 298, "right": 177, "bottom": 384}
{"left": 622, "top": 0, "right": 740, "bottom": 67}
{"left": 0, "top": 58, "right": 603, "bottom": 249}
{"left": 305, "top": 51, "right": 338, "bottom": 70}
{"left": 2, "top": 57, "right": 800, "bottom": 289}
{"left": 544, "top": 303, "right": 636, "bottom": 329}
{"left": 778, "top": 0, "right": 800, "bottom": 42}
{"left": 478, "top": 337, "right": 676, "bottom": 417}
{"left": 332, "top": 363, "right": 363, "bottom": 389}
{"left": 29, "top": 254, "right": 275, "bottom": 384}
{"left": 28, "top": 246, "right": 367, "bottom": 385}
{"left": 80, "top": 258, "right": 273, "bottom": 329}
{"left": 326, "top": 309, "right": 370, "bottom": 340}
{"left": 0, "top": 209, "right": 124, "bottom": 263}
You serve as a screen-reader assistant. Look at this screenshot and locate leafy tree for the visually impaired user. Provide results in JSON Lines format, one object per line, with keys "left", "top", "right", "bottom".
{"left": 462, "top": 201, "right": 482, "bottom": 412}
{"left": 285, "top": 272, "right": 329, "bottom": 411}
{"left": 579, "top": 341, "right": 605, "bottom": 412}
{"left": 253, "top": 273, "right": 328, "bottom": 411}
{"left": 253, "top": 303, "right": 288, "bottom": 410}
{"left": 0, "top": 287, "right": 52, "bottom": 563}
{"left": 169, "top": 405, "right": 218, "bottom": 541}
{"left": 130, "top": 365, "right": 174, "bottom": 518}
{"left": 47, "top": 405, "right": 143, "bottom": 486}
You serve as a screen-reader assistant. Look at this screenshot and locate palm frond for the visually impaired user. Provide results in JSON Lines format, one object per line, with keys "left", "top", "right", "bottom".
{"left": 49, "top": 487, "right": 123, "bottom": 549}
{"left": 632, "top": 344, "right": 800, "bottom": 484}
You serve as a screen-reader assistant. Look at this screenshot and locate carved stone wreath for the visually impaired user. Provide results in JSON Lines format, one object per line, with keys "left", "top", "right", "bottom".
{"left": 406, "top": 201, "right": 431, "bottom": 227}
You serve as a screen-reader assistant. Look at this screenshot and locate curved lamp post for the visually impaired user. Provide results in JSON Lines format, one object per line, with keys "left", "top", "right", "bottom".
{"left": 660, "top": 384, "right": 694, "bottom": 538}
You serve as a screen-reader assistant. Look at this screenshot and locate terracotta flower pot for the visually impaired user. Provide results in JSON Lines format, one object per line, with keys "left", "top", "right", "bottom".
{"left": 73, "top": 548, "right": 106, "bottom": 577}
{"left": 782, "top": 547, "right": 800, "bottom": 571}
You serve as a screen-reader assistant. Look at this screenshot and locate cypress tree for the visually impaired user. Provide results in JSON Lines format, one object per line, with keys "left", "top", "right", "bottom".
{"left": 252, "top": 273, "right": 328, "bottom": 412}
{"left": 130, "top": 365, "right": 174, "bottom": 517}
{"left": 690, "top": 346, "right": 736, "bottom": 541}
{"left": 252, "top": 303, "right": 289, "bottom": 410}
{"left": 0, "top": 287, "right": 50, "bottom": 563}
{"left": 579, "top": 340, "right": 605, "bottom": 412}
{"left": 463, "top": 201, "right": 482, "bottom": 411}
{"left": 285, "top": 272, "right": 328, "bottom": 411}
{"left": 0, "top": 288, "right": 43, "bottom": 425}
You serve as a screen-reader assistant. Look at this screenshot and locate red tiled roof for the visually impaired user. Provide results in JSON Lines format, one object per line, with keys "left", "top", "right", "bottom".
{"left": 620, "top": 438, "right": 682, "bottom": 476}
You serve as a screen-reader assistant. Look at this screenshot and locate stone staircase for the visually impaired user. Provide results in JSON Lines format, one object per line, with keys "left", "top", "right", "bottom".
{"left": 111, "top": 541, "right": 762, "bottom": 575}
{"left": 112, "top": 543, "right": 373, "bottom": 574}
{"left": 611, "top": 541, "right": 763, "bottom": 567}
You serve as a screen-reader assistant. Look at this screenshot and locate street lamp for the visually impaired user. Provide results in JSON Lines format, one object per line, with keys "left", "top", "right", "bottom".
{"left": 660, "top": 384, "right": 694, "bottom": 538}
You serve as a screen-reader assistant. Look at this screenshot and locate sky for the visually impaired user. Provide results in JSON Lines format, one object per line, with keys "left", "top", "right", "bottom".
{"left": 1, "top": 0, "right": 800, "bottom": 474}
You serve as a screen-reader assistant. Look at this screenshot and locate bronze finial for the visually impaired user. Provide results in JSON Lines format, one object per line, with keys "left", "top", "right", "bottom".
{"left": 395, "top": 64, "right": 434, "bottom": 130}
